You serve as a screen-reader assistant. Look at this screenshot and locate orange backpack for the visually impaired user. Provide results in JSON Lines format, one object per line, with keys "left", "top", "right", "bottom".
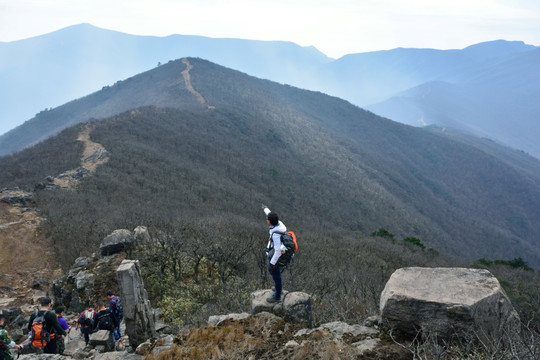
{"left": 30, "top": 310, "right": 52, "bottom": 348}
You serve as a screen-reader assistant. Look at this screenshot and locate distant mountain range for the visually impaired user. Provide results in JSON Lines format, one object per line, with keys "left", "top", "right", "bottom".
{"left": 1, "top": 24, "right": 539, "bottom": 157}
{"left": 0, "top": 23, "right": 330, "bottom": 136}
{"left": 1, "top": 58, "right": 540, "bottom": 269}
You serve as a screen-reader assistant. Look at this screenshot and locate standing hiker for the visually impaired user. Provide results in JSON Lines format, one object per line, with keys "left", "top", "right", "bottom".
{"left": 0, "top": 314, "right": 23, "bottom": 360}
{"left": 55, "top": 307, "right": 71, "bottom": 355}
{"left": 76, "top": 307, "right": 96, "bottom": 346}
{"left": 106, "top": 291, "right": 123, "bottom": 341}
{"left": 262, "top": 204, "right": 287, "bottom": 303}
{"left": 27, "top": 297, "right": 66, "bottom": 354}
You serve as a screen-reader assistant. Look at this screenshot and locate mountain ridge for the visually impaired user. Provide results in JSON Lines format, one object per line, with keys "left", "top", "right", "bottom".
{"left": 1, "top": 57, "right": 540, "bottom": 268}
{"left": 1, "top": 24, "right": 539, "bottom": 159}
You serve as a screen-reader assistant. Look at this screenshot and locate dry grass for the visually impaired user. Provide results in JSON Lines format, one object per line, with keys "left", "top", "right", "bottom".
{"left": 143, "top": 315, "right": 410, "bottom": 360}
{"left": 0, "top": 202, "right": 58, "bottom": 306}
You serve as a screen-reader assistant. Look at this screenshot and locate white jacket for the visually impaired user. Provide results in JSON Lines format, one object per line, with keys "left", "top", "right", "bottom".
{"left": 264, "top": 207, "right": 287, "bottom": 265}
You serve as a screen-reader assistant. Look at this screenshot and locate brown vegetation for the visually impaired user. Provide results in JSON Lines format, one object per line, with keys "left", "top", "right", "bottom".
{"left": 0, "top": 197, "right": 57, "bottom": 306}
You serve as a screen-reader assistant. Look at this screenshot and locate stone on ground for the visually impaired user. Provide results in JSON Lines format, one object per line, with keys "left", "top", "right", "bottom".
{"left": 380, "top": 267, "right": 520, "bottom": 339}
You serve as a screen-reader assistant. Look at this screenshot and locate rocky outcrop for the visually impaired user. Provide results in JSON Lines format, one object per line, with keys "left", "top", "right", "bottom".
{"left": 250, "top": 289, "right": 313, "bottom": 328}
{"left": 380, "top": 267, "right": 520, "bottom": 340}
{"left": 53, "top": 227, "right": 150, "bottom": 311}
{"left": 52, "top": 254, "right": 124, "bottom": 313}
{"left": 0, "top": 188, "right": 33, "bottom": 206}
{"left": 116, "top": 260, "right": 156, "bottom": 349}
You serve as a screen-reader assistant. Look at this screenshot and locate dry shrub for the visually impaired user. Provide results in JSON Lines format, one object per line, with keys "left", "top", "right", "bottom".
{"left": 147, "top": 321, "right": 266, "bottom": 360}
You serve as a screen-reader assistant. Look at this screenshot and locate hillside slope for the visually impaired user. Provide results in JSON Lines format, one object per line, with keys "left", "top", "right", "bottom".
{"left": 1, "top": 58, "right": 540, "bottom": 268}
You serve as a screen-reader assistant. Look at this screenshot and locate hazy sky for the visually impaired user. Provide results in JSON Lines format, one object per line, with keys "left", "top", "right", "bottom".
{"left": 1, "top": 0, "right": 540, "bottom": 58}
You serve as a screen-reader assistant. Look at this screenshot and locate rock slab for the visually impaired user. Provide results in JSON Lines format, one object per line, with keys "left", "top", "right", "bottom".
{"left": 380, "top": 267, "right": 520, "bottom": 339}
{"left": 116, "top": 259, "right": 156, "bottom": 349}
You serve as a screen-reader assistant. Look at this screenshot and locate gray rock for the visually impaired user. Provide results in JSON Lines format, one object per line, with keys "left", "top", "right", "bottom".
{"left": 57, "top": 167, "right": 90, "bottom": 181}
{"left": 63, "top": 335, "right": 87, "bottom": 357}
{"left": 2, "top": 306, "right": 22, "bottom": 322}
{"left": 93, "top": 351, "right": 144, "bottom": 360}
{"left": 116, "top": 259, "right": 156, "bottom": 349}
{"left": 75, "top": 270, "right": 95, "bottom": 290}
{"left": 208, "top": 312, "right": 250, "bottom": 326}
{"left": 71, "top": 257, "right": 90, "bottom": 270}
{"left": 363, "top": 315, "right": 381, "bottom": 328}
{"left": 100, "top": 229, "right": 134, "bottom": 256}
{"left": 380, "top": 267, "right": 520, "bottom": 340}
{"left": 133, "top": 226, "right": 150, "bottom": 243}
{"left": 90, "top": 330, "right": 115, "bottom": 352}
{"left": 319, "top": 321, "right": 379, "bottom": 339}
{"left": 353, "top": 338, "right": 381, "bottom": 353}
{"left": 71, "top": 348, "right": 93, "bottom": 359}
{"left": 0, "top": 188, "right": 33, "bottom": 205}
{"left": 251, "top": 289, "right": 312, "bottom": 327}
{"left": 250, "top": 289, "right": 285, "bottom": 315}
{"left": 285, "top": 340, "right": 300, "bottom": 347}
{"left": 294, "top": 321, "right": 379, "bottom": 341}
{"left": 32, "top": 278, "right": 49, "bottom": 289}
{"left": 135, "top": 340, "right": 152, "bottom": 356}
{"left": 283, "top": 291, "right": 313, "bottom": 328}
{"left": 32, "top": 290, "right": 49, "bottom": 305}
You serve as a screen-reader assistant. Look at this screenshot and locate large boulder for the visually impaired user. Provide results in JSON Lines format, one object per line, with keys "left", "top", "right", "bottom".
{"left": 100, "top": 227, "right": 149, "bottom": 256}
{"left": 100, "top": 229, "right": 134, "bottom": 256}
{"left": 116, "top": 259, "right": 156, "bottom": 349}
{"left": 380, "top": 267, "right": 520, "bottom": 340}
{"left": 90, "top": 329, "right": 115, "bottom": 352}
{"left": 250, "top": 289, "right": 313, "bottom": 328}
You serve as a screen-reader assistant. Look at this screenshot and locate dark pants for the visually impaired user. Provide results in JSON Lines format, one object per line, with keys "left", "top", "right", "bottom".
{"left": 81, "top": 327, "right": 91, "bottom": 345}
{"left": 43, "top": 337, "right": 58, "bottom": 354}
{"left": 268, "top": 263, "right": 282, "bottom": 299}
{"left": 57, "top": 336, "right": 65, "bottom": 355}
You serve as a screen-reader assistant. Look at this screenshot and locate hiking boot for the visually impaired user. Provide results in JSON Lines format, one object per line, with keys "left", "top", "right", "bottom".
{"left": 266, "top": 296, "right": 281, "bottom": 303}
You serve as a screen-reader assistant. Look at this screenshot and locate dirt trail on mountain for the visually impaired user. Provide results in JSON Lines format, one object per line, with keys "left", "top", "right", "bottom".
{"left": 52, "top": 124, "right": 109, "bottom": 190}
{"left": 181, "top": 58, "right": 214, "bottom": 109}
{"left": 77, "top": 124, "right": 109, "bottom": 172}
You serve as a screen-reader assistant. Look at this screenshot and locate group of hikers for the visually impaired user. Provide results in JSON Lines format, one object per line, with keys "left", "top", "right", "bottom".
{"left": 0, "top": 291, "right": 123, "bottom": 359}
{"left": 1, "top": 205, "right": 292, "bottom": 359}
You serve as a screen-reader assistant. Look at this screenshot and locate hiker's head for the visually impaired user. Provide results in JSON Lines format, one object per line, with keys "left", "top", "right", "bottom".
{"left": 96, "top": 300, "right": 106, "bottom": 310}
{"left": 55, "top": 306, "right": 65, "bottom": 316}
{"left": 41, "top": 297, "right": 52, "bottom": 309}
{"left": 0, "top": 314, "right": 5, "bottom": 325}
{"left": 267, "top": 212, "right": 279, "bottom": 226}
{"left": 106, "top": 290, "right": 113, "bottom": 299}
